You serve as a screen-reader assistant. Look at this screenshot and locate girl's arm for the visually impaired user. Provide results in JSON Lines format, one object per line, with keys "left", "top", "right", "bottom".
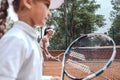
{"left": 42, "top": 38, "right": 53, "bottom": 59}
{"left": 42, "top": 38, "right": 50, "bottom": 56}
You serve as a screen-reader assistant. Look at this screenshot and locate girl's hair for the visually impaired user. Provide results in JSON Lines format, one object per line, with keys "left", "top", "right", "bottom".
{"left": 0, "top": 0, "right": 8, "bottom": 38}
{"left": 12, "top": 0, "right": 40, "bottom": 12}
{"left": 0, "top": 0, "right": 41, "bottom": 38}
{"left": 44, "top": 27, "right": 54, "bottom": 36}
{"left": 0, "top": 0, "right": 20, "bottom": 38}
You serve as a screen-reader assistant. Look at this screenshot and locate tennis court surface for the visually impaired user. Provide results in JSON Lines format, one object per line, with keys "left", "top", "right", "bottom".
{"left": 44, "top": 61, "right": 120, "bottom": 80}
{"left": 43, "top": 47, "right": 120, "bottom": 80}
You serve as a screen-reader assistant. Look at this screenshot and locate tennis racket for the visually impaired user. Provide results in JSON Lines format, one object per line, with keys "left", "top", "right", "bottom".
{"left": 52, "top": 52, "right": 64, "bottom": 61}
{"left": 61, "top": 33, "right": 116, "bottom": 80}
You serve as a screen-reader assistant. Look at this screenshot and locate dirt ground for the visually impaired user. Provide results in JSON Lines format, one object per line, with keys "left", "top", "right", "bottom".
{"left": 43, "top": 60, "right": 120, "bottom": 80}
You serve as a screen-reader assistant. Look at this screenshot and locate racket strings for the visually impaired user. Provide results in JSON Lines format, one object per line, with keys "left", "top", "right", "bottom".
{"left": 70, "top": 51, "right": 86, "bottom": 61}
{"left": 65, "top": 50, "right": 91, "bottom": 74}
{"left": 65, "top": 47, "right": 112, "bottom": 78}
{"left": 61, "top": 34, "right": 116, "bottom": 80}
{"left": 67, "top": 59, "right": 91, "bottom": 73}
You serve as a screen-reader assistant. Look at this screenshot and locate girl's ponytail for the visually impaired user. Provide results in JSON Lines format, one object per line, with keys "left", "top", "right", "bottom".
{"left": 0, "top": 0, "right": 9, "bottom": 38}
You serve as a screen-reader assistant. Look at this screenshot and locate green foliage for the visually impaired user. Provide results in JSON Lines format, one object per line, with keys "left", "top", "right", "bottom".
{"left": 108, "top": 0, "right": 120, "bottom": 45}
{"left": 111, "top": 0, "right": 120, "bottom": 14}
{"left": 108, "top": 15, "right": 120, "bottom": 45}
{"left": 6, "top": 17, "right": 14, "bottom": 31}
{"left": 47, "top": 0, "right": 105, "bottom": 50}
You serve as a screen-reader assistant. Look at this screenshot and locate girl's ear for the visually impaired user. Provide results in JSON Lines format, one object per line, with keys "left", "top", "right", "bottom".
{"left": 23, "top": 0, "right": 32, "bottom": 9}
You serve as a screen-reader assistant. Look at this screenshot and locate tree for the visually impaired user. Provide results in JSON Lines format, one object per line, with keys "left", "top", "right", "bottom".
{"left": 47, "top": 0, "right": 106, "bottom": 50}
{"left": 108, "top": 15, "right": 120, "bottom": 45}
{"left": 108, "top": 0, "right": 120, "bottom": 45}
{"left": 6, "top": 17, "right": 14, "bottom": 31}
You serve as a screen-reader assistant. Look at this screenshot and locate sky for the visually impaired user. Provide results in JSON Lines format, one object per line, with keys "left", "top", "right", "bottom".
{"left": 8, "top": 5, "right": 18, "bottom": 21}
{"left": 95, "top": 0, "right": 113, "bottom": 33}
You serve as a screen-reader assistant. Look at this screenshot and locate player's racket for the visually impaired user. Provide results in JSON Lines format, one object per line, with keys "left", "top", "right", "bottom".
{"left": 61, "top": 33, "right": 116, "bottom": 80}
{"left": 52, "top": 52, "right": 64, "bottom": 61}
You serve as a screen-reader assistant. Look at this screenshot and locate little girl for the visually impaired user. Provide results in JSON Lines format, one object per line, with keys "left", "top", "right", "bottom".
{"left": 0, "top": 0, "right": 63, "bottom": 80}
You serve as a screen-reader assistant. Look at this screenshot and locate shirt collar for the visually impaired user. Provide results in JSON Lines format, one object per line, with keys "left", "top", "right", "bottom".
{"left": 13, "top": 21, "right": 38, "bottom": 40}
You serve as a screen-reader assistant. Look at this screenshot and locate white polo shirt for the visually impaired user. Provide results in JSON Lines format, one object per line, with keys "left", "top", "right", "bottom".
{"left": 0, "top": 21, "right": 52, "bottom": 80}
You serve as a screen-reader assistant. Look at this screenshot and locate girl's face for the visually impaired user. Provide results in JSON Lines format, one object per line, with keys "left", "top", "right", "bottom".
{"left": 48, "top": 30, "right": 55, "bottom": 36}
{"left": 30, "top": 0, "right": 51, "bottom": 26}
{"left": 17, "top": 0, "right": 51, "bottom": 27}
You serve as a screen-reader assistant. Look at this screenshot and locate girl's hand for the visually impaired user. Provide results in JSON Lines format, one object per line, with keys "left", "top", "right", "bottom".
{"left": 46, "top": 54, "right": 54, "bottom": 59}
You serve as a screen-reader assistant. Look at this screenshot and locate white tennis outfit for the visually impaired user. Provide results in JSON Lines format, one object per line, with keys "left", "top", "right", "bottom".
{"left": 40, "top": 37, "right": 50, "bottom": 50}
{"left": 0, "top": 21, "right": 52, "bottom": 80}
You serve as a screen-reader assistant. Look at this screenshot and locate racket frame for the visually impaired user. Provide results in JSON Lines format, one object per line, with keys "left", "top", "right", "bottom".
{"left": 60, "top": 33, "right": 116, "bottom": 80}
{"left": 53, "top": 53, "right": 64, "bottom": 61}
